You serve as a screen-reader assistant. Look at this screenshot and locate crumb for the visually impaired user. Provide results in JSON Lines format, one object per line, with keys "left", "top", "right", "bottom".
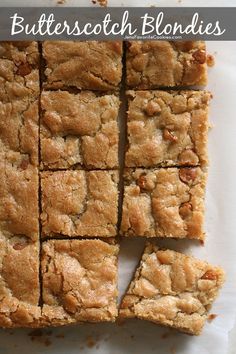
{"left": 56, "top": 333, "right": 65, "bottom": 339}
{"left": 170, "top": 346, "right": 177, "bottom": 354}
{"left": 86, "top": 336, "right": 96, "bottom": 348}
{"left": 130, "top": 334, "right": 134, "bottom": 339}
{"left": 207, "top": 54, "right": 215, "bottom": 67}
{"left": 208, "top": 314, "right": 218, "bottom": 322}
{"left": 28, "top": 329, "right": 43, "bottom": 337}
{"left": 92, "top": 0, "right": 107, "bottom": 6}
{"left": 45, "top": 338, "right": 52, "bottom": 347}
{"left": 57, "top": 0, "right": 66, "bottom": 3}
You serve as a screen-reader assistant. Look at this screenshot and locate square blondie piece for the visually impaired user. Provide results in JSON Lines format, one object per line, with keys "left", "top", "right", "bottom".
{"left": 121, "top": 167, "right": 206, "bottom": 240}
{"left": 120, "top": 243, "right": 225, "bottom": 335}
{"left": 41, "top": 239, "right": 119, "bottom": 325}
{"left": 0, "top": 41, "right": 39, "bottom": 103}
{"left": 0, "top": 158, "right": 39, "bottom": 242}
{"left": 41, "top": 170, "right": 119, "bottom": 237}
{"left": 40, "top": 91, "right": 119, "bottom": 169}
{"left": 125, "top": 90, "right": 211, "bottom": 168}
{"left": 126, "top": 41, "right": 207, "bottom": 89}
{"left": 43, "top": 41, "right": 123, "bottom": 90}
{"left": 0, "top": 233, "right": 40, "bottom": 328}
{"left": 0, "top": 98, "right": 39, "bottom": 166}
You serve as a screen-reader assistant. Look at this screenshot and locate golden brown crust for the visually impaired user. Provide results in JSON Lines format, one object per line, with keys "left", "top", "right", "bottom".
{"left": 119, "top": 243, "right": 225, "bottom": 335}
{"left": 125, "top": 90, "right": 211, "bottom": 168}
{"left": 41, "top": 239, "right": 119, "bottom": 325}
{"left": 41, "top": 170, "right": 119, "bottom": 237}
{"left": 121, "top": 167, "right": 206, "bottom": 240}
{"left": 43, "top": 41, "right": 123, "bottom": 90}
{"left": 0, "top": 41, "right": 39, "bottom": 102}
{"left": 0, "top": 158, "right": 39, "bottom": 241}
{"left": 40, "top": 91, "right": 119, "bottom": 169}
{"left": 126, "top": 41, "right": 207, "bottom": 89}
{"left": 0, "top": 233, "right": 40, "bottom": 328}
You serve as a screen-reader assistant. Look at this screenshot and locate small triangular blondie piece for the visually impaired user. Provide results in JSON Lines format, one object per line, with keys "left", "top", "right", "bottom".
{"left": 119, "top": 243, "right": 225, "bottom": 335}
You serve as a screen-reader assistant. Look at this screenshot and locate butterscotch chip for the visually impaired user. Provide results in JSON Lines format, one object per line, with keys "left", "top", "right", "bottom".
{"left": 41, "top": 239, "right": 119, "bottom": 325}
{"left": 40, "top": 91, "right": 119, "bottom": 169}
{"left": 125, "top": 90, "right": 210, "bottom": 168}
{"left": 0, "top": 234, "right": 40, "bottom": 328}
{"left": 121, "top": 167, "right": 206, "bottom": 240}
{"left": 119, "top": 243, "right": 225, "bottom": 335}
{"left": 126, "top": 41, "right": 207, "bottom": 88}
{"left": 43, "top": 41, "right": 123, "bottom": 90}
{"left": 41, "top": 170, "right": 119, "bottom": 237}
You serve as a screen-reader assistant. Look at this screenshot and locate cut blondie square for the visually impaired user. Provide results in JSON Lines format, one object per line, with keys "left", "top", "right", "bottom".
{"left": 41, "top": 170, "right": 119, "bottom": 237}
{"left": 119, "top": 243, "right": 225, "bottom": 335}
{"left": 41, "top": 239, "right": 119, "bottom": 325}
{"left": 40, "top": 91, "right": 119, "bottom": 169}
{"left": 121, "top": 167, "right": 206, "bottom": 240}
{"left": 0, "top": 233, "right": 40, "bottom": 328}
{"left": 0, "top": 158, "right": 39, "bottom": 242}
{"left": 0, "top": 41, "right": 39, "bottom": 103}
{"left": 43, "top": 41, "right": 123, "bottom": 90}
{"left": 126, "top": 41, "right": 207, "bottom": 89}
{"left": 125, "top": 90, "right": 211, "bottom": 168}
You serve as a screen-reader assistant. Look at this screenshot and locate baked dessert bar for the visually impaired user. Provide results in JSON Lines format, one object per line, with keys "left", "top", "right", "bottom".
{"left": 0, "top": 151, "right": 39, "bottom": 243}
{"left": 0, "top": 159, "right": 40, "bottom": 327}
{"left": 120, "top": 243, "right": 225, "bottom": 335}
{"left": 40, "top": 90, "right": 120, "bottom": 169}
{"left": 121, "top": 167, "right": 206, "bottom": 240}
{"left": 126, "top": 41, "right": 207, "bottom": 89}
{"left": 0, "top": 41, "right": 39, "bottom": 102}
{"left": 125, "top": 90, "right": 211, "bottom": 168}
{"left": 0, "top": 98, "right": 39, "bottom": 166}
{"left": 41, "top": 239, "right": 119, "bottom": 325}
{"left": 43, "top": 41, "right": 123, "bottom": 90}
{"left": 0, "top": 233, "right": 40, "bottom": 328}
{"left": 41, "top": 170, "right": 119, "bottom": 237}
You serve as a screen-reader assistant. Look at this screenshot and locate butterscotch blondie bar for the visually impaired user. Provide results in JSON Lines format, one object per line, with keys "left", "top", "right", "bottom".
{"left": 126, "top": 41, "right": 207, "bottom": 89}
{"left": 41, "top": 239, "right": 119, "bottom": 325}
{"left": 43, "top": 41, "right": 123, "bottom": 90}
{"left": 41, "top": 170, "right": 119, "bottom": 237}
{"left": 120, "top": 243, "right": 225, "bottom": 335}
{"left": 0, "top": 156, "right": 39, "bottom": 242}
{"left": 40, "top": 90, "right": 120, "bottom": 169}
{"left": 0, "top": 233, "right": 40, "bottom": 328}
{"left": 121, "top": 167, "right": 206, "bottom": 240}
{"left": 0, "top": 41, "right": 39, "bottom": 102}
{"left": 125, "top": 90, "right": 211, "bottom": 168}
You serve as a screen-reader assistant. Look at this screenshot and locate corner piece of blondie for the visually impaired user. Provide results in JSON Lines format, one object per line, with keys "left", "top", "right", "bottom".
{"left": 119, "top": 243, "right": 225, "bottom": 335}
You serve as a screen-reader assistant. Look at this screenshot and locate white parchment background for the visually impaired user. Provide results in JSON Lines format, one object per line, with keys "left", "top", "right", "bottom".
{"left": 0, "top": 1, "right": 236, "bottom": 354}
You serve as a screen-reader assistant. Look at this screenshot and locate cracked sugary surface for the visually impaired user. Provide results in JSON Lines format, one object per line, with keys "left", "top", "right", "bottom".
{"left": 43, "top": 41, "right": 123, "bottom": 90}
{"left": 126, "top": 41, "right": 207, "bottom": 89}
{"left": 125, "top": 90, "right": 211, "bottom": 168}
{"left": 0, "top": 42, "right": 39, "bottom": 103}
{"left": 41, "top": 170, "right": 119, "bottom": 237}
{"left": 121, "top": 167, "right": 206, "bottom": 240}
{"left": 40, "top": 90, "right": 120, "bottom": 169}
{"left": 41, "top": 239, "right": 119, "bottom": 325}
{"left": 119, "top": 243, "right": 225, "bottom": 335}
{"left": 0, "top": 233, "right": 40, "bottom": 328}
